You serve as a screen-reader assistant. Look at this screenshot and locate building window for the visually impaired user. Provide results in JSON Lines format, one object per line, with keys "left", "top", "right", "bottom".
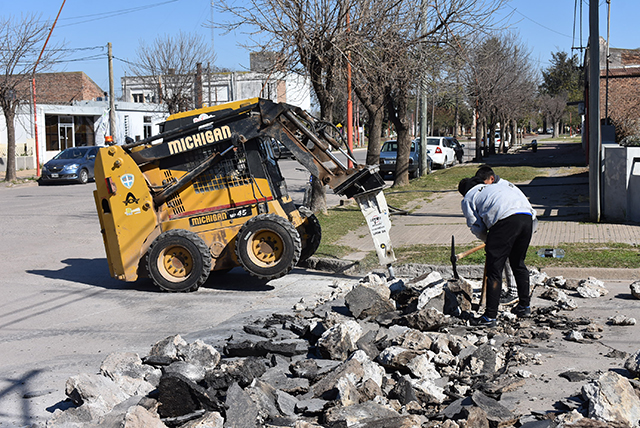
{"left": 124, "top": 115, "right": 130, "bottom": 138}
{"left": 132, "top": 93, "right": 144, "bottom": 103}
{"left": 74, "top": 116, "right": 95, "bottom": 147}
{"left": 144, "top": 116, "right": 152, "bottom": 139}
{"left": 45, "top": 115, "right": 59, "bottom": 151}
{"left": 45, "top": 115, "right": 96, "bottom": 151}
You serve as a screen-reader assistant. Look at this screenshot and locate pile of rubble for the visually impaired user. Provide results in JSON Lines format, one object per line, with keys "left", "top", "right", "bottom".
{"left": 45, "top": 272, "right": 640, "bottom": 428}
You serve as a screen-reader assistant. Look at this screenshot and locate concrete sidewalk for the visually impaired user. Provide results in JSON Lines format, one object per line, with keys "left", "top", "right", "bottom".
{"left": 339, "top": 184, "right": 640, "bottom": 248}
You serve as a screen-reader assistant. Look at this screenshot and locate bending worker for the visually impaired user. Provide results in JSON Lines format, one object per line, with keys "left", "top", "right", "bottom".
{"left": 458, "top": 173, "right": 537, "bottom": 327}
{"left": 475, "top": 166, "right": 519, "bottom": 306}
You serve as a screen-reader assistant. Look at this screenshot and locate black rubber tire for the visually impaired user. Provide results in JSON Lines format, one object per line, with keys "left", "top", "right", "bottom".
{"left": 78, "top": 169, "right": 89, "bottom": 184}
{"left": 147, "top": 229, "right": 211, "bottom": 292}
{"left": 235, "top": 214, "right": 301, "bottom": 280}
{"left": 297, "top": 214, "right": 322, "bottom": 265}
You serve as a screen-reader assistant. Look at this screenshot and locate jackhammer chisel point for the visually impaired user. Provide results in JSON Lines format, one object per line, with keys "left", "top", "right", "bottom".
{"left": 387, "top": 264, "right": 395, "bottom": 280}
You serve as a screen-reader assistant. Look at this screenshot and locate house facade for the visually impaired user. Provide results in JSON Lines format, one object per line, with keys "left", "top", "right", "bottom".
{"left": 600, "top": 44, "right": 640, "bottom": 136}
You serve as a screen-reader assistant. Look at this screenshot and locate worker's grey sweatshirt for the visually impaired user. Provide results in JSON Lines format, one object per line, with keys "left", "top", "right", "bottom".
{"left": 461, "top": 179, "right": 537, "bottom": 242}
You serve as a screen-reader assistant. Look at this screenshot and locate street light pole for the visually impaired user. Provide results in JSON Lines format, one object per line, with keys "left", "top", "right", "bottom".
{"left": 31, "top": 0, "right": 66, "bottom": 176}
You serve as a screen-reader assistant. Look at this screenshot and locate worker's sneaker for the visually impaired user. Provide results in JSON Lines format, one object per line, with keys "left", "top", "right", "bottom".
{"left": 470, "top": 315, "right": 497, "bottom": 327}
{"left": 511, "top": 305, "right": 531, "bottom": 318}
{"left": 500, "top": 293, "right": 519, "bottom": 307}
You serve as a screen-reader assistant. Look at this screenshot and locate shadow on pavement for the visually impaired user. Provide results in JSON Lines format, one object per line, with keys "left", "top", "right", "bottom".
{"left": 27, "top": 258, "right": 349, "bottom": 293}
{"left": 0, "top": 369, "right": 45, "bottom": 427}
{"left": 478, "top": 141, "right": 590, "bottom": 222}
{"left": 479, "top": 141, "right": 587, "bottom": 168}
{"left": 27, "top": 258, "right": 133, "bottom": 290}
{"left": 521, "top": 171, "right": 590, "bottom": 221}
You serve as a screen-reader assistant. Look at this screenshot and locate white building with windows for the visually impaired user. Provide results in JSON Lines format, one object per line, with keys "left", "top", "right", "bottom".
{"left": 0, "top": 72, "right": 168, "bottom": 171}
{"left": 121, "top": 52, "right": 312, "bottom": 112}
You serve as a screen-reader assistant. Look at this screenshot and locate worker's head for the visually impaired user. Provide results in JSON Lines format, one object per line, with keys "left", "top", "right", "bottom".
{"left": 458, "top": 177, "right": 484, "bottom": 196}
{"left": 475, "top": 165, "right": 499, "bottom": 184}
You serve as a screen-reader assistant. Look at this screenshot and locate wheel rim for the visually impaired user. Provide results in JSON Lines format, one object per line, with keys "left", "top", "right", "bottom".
{"left": 246, "top": 229, "right": 284, "bottom": 268}
{"left": 157, "top": 245, "right": 193, "bottom": 282}
{"left": 80, "top": 170, "right": 88, "bottom": 182}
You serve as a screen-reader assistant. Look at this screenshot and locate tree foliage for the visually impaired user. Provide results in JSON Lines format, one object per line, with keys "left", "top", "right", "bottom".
{"left": 539, "top": 51, "right": 583, "bottom": 101}
{"left": 537, "top": 51, "right": 583, "bottom": 136}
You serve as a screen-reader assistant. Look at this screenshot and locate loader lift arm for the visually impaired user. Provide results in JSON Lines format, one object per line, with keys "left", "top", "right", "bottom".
{"left": 123, "top": 98, "right": 381, "bottom": 198}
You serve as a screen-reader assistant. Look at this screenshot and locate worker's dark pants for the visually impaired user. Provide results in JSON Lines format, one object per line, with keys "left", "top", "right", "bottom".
{"left": 484, "top": 214, "right": 533, "bottom": 319}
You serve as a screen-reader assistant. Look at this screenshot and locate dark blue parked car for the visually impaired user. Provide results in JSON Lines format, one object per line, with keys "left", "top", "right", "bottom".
{"left": 39, "top": 146, "right": 99, "bottom": 185}
{"left": 379, "top": 139, "right": 432, "bottom": 179}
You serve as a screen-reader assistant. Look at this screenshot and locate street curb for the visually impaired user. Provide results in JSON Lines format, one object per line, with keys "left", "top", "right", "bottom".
{"left": 303, "top": 257, "right": 640, "bottom": 281}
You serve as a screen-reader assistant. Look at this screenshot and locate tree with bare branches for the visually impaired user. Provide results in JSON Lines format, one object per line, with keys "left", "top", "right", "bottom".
{"left": 465, "top": 33, "right": 536, "bottom": 156}
{"left": 354, "top": 0, "right": 508, "bottom": 186}
{"left": 216, "top": 0, "right": 359, "bottom": 212}
{"left": 127, "top": 31, "right": 215, "bottom": 115}
{"left": 0, "top": 14, "right": 63, "bottom": 182}
{"left": 217, "top": 0, "right": 508, "bottom": 191}
{"left": 538, "top": 93, "right": 567, "bottom": 138}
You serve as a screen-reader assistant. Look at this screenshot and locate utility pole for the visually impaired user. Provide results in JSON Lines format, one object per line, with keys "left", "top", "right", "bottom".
{"left": 31, "top": 0, "right": 66, "bottom": 176}
{"left": 588, "top": 0, "right": 601, "bottom": 222}
{"left": 419, "top": 0, "right": 430, "bottom": 175}
{"left": 108, "top": 42, "right": 116, "bottom": 142}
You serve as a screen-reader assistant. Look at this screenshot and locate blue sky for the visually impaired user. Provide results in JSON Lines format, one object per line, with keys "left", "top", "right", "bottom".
{"left": 4, "top": 0, "right": 638, "bottom": 95}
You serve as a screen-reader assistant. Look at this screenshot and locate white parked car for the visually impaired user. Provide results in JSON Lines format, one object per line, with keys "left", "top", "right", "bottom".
{"left": 482, "top": 130, "right": 509, "bottom": 152}
{"left": 426, "top": 137, "right": 457, "bottom": 168}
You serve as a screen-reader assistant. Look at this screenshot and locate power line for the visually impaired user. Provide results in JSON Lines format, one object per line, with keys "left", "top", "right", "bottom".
{"left": 0, "top": 45, "right": 105, "bottom": 53}
{"left": 55, "top": 0, "right": 179, "bottom": 28}
{"left": 505, "top": 4, "right": 572, "bottom": 39}
{"left": 53, "top": 54, "right": 105, "bottom": 64}
{"left": 113, "top": 56, "right": 142, "bottom": 67}
{"left": 56, "top": 46, "right": 105, "bottom": 52}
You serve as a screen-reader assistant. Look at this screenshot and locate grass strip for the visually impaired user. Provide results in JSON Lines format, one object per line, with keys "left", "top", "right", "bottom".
{"left": 352, "top": 242, "right": 640, "bottom": 270}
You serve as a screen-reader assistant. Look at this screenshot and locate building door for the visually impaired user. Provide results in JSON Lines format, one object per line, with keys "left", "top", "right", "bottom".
{"left": 59, "top": 125, "right": 74, "bottom": 150}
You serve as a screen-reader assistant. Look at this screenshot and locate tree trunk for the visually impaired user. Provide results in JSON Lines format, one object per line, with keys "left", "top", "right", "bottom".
{"left": 388, "top": 94, "right": 412, "bottom": 187}
{"left": 475, "top": 113, "right": 483, "bottom": 160}
{"left": 393, "top": 126, "right": 412, "bottom": 187}
{"left": 488, "top": 122, "right": 496, "bottom": 155}
{"left": 4, "top": 108, "right": 17, "bottom": 182}
{"left": 308, "top": 176, "right": 327, "bottom": 214}
{"left": 365, "top": 106, "right": 384, "bottom": 166}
